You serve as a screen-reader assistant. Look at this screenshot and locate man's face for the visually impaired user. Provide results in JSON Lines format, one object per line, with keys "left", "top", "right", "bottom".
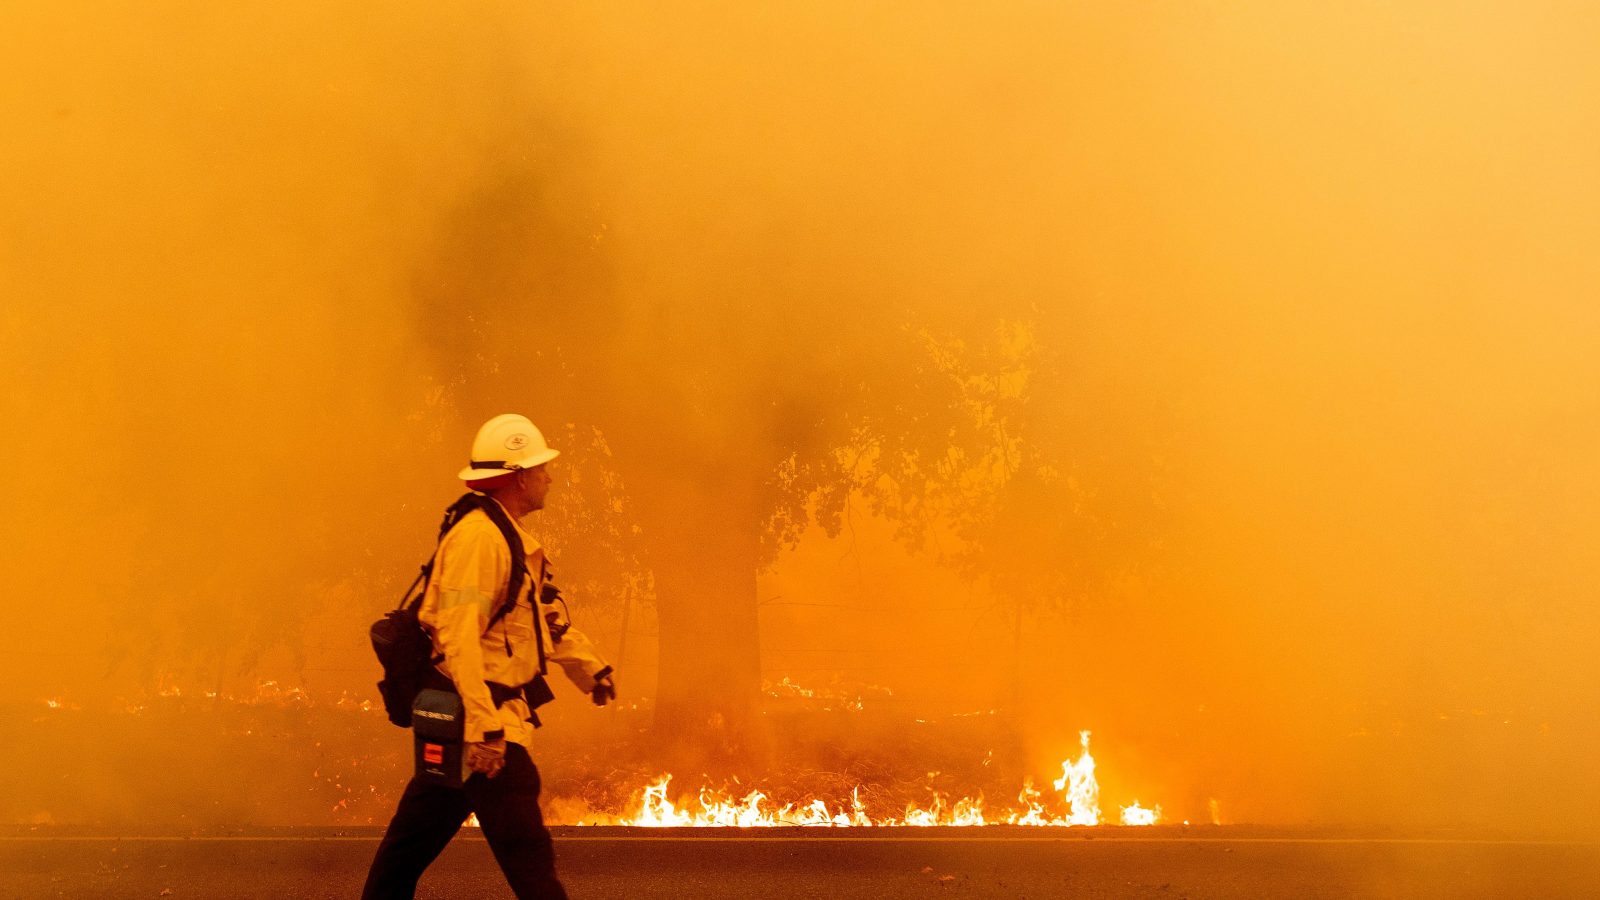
{"left": 519, "top": 463, "right": 553, "bottom": 511}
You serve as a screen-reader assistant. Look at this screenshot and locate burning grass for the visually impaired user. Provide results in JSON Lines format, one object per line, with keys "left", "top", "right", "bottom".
{"left": 553, "top": 730, "right": 1163, "bottom": 827}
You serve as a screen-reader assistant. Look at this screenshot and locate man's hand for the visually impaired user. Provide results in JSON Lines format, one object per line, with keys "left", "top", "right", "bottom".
{"left": 591, "top": 675, "right": 617, "bottom": 707}
{"left": 465, "top": 738, "right": 507, "bottom": 778}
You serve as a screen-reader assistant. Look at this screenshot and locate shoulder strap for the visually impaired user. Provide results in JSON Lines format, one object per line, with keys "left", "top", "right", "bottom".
{"left": 397, "top": 493, "right": 527, "bottom": 623}
{"left": 397, "top": 566, "right": 430, "bottom": 613}
{"left": 471, "top": 494, "right": 529, "bottom": 630}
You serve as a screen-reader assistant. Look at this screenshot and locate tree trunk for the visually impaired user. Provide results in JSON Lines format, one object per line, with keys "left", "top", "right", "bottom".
{"left": 635, "top": 473, "right": 766, "bottom": 769}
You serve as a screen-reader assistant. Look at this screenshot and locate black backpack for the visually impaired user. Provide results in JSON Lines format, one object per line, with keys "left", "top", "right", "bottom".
{"left": 370, "top": 493, "right": 529, "bottom": 727}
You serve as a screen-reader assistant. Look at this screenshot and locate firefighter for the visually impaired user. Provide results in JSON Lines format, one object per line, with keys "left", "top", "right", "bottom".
{"left": 363, "top": 414, "right": 616, "bottom": 900}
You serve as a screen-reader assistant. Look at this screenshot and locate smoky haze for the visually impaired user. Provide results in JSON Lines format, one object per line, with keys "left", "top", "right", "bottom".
{"left": 3, "top": 2, "right": 1598, "bottom": 837}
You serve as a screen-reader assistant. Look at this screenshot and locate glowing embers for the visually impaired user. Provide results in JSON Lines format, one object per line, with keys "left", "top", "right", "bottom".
{"left": 760, "top": 676, "right": 893, "bottom": 713}
{"left": 613, "top": 730, "right": 1160, "bottom": 827}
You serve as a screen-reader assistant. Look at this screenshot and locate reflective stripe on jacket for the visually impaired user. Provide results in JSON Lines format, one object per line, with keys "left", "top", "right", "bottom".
{"left": 417, "top": 499, "right": 610, "bottom": 746}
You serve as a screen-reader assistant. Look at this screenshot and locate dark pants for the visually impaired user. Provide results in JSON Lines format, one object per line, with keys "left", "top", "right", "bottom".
{"left": 361, "top": 743, "right": 568, "bottom": 900}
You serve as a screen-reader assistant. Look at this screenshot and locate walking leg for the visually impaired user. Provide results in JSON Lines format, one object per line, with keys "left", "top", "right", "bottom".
{"left": 467, "top": 744, "right": 569, "bottom": 900}
{"left": 361, "top": 777, "right": 471, "bottom": 900}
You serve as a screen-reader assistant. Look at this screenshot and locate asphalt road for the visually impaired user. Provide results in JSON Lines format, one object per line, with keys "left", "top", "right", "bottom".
{"left": 5, "top": 828, "right": 1598, "bottom": 900}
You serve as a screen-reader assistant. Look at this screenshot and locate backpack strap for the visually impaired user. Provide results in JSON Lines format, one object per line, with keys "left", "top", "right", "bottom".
{"left": 399, "top": 493, "right": 538, "bottom": 667}
{"left": 471, "top": 495, "right": 528, "bottom": 631}
{"left": 462, "top": 493, "right": 544, "bottom": 671}
{"left": 397, "top": 566, "right": 430, "bottom": 614}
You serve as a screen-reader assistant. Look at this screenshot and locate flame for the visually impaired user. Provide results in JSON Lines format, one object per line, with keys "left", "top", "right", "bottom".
{"left": 1007, "top": 777, "right": 1048, "bottom": 826}
{"left": 1120, "top": 801, "right": 1160, "bottom": 826}
{"left": 849, "top": 787, "right": 872, "bottom": 827}
{"left": 949, "top": 794, "right": 987, "bottom": 827}
{"left": 607, "top": 730, "right": 1161, "bottom": 827}
{"left": 634, "top": 775, "right": 693, "bottom": 826}
{"left": 1051, "top": 730, "right": 1101, "bottom": 826}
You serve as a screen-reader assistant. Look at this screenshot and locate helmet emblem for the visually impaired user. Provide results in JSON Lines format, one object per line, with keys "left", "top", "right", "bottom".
{"left": 504, "top": 433, "right": 529, "bottom": 451}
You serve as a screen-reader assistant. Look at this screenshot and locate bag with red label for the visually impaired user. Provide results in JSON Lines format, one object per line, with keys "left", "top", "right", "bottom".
{"left": 411, "top": 688, "right": 466, "bottom": 788}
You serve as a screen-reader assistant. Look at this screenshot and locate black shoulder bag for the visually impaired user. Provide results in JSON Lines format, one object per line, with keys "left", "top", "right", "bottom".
{"left": 369, "top": 493, "right": 528, "bottom": 727}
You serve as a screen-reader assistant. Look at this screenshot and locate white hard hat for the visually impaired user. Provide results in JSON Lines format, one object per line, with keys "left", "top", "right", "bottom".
{"left": 457, "top": 413, "right": 560, "bottom": 481}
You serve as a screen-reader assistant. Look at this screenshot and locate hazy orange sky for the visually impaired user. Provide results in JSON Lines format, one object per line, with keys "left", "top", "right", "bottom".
{"left": 3, "top": 2, "right": 1598, "bottom": 833}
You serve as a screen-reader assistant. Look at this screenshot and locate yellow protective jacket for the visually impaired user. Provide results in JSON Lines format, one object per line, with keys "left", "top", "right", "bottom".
{"left": 416, "top": 499, "right": 612, "bottom": 747}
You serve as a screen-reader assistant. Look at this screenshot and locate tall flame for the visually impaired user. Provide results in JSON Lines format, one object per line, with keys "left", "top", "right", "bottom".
{"left": 1051, "top": 730, "right": 1101, "bottom": 826}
